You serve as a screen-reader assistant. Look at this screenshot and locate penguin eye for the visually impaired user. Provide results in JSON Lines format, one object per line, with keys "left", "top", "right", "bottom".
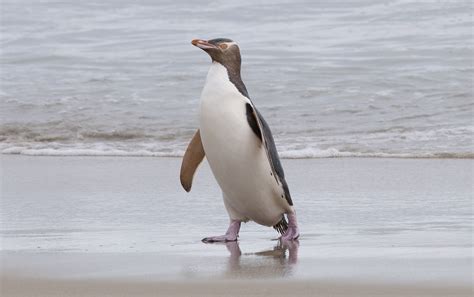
{"left": 219, "top": 43, "right": 228, "bottom": 50}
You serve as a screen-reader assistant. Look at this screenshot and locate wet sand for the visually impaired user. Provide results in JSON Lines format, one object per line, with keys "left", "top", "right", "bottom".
{"left": 2, "top": 276, "right": 471, "bottom": 297}
{"left": 1, "top": 156, "right": 472, "bottom": 296}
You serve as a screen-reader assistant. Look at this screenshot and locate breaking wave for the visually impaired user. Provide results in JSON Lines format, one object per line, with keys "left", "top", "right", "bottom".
{"left": 1, "top": 144, "right": 472, "bottom": 159}
{"left": 1, "top": 122, "right": 472, "bottom": 159}
{"left": 0, "top": 120, "right": 472, "bottom": 159}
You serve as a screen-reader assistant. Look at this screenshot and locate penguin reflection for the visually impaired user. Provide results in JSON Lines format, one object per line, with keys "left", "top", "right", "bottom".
{"left": 219, "top": 240, "right": 299, "bottom": 278}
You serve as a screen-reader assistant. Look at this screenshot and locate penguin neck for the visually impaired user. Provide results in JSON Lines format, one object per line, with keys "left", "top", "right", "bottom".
{"left": 213, "top": 61, "right": 249, "bottom": 99}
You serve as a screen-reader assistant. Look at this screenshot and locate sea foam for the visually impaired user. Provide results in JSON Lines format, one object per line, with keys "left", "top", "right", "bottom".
{"left": 2, "top": 144, "right": 472, "bottom": 159}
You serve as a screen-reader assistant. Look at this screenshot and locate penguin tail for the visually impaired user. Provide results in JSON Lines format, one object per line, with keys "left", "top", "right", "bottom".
{"left": 273, "top": 215, "right": 288, "bottom": 234}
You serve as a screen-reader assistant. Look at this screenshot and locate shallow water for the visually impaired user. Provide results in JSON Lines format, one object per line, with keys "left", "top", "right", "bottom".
{"left": 1, "top": 157, "right": 472, "bottom": 284}
{"left": 1, "top": 0, "right": 473, "bottom": 157}
{"left": 2, "top": 157, "right": 472, "bottom": 251}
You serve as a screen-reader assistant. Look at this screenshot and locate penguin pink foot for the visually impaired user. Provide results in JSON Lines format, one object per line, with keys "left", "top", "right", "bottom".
{"left": 280, "top": 213, "right": 299, "bottom": 241}
{"left": 202, "top": 220, "right": 241, "bottom": 243}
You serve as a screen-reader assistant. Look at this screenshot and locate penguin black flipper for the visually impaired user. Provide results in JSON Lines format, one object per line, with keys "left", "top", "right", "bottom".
{"left": 245, "top": 103, "right": 293, "bottom": 207}
{"left": 180, "top": 129, "right": 206, "bottom": 192}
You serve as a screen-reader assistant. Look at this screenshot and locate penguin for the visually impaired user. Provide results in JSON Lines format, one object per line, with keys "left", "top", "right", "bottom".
{"left": 180, "top": 38, "right": 299, "bottom": 242}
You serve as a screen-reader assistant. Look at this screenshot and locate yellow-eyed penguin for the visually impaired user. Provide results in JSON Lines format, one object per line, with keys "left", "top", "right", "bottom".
{"left": 180, "top": 38, "right": 299, "bottom": 242}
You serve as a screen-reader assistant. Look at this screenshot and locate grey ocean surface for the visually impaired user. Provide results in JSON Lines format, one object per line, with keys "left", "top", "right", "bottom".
{"left": 1, "top": 0, "right": 473, "bottom": 157}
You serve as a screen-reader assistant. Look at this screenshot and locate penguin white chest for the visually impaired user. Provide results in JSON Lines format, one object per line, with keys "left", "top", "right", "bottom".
{"left": 199, "top": 63, "right": 287, "bottom": 227}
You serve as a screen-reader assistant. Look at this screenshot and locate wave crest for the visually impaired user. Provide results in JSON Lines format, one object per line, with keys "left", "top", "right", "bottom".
{"left": 1, "top": 145, "right": 472, "bottom": 159}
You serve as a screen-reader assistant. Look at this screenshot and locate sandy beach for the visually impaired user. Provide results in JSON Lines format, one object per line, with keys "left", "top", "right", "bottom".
{"left": 2, "top": 277, "right": 471, "bottom": 297}
{"left": 0, "top": 156, "right": 472, "bottom": 296}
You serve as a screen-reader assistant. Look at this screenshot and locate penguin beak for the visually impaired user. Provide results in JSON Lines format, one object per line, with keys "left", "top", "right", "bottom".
{"left": 191, "top": 39, "right": 218, "bottom": 50}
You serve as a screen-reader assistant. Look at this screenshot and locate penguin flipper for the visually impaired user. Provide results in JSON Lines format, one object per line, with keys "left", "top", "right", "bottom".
{"left": 245, "top": 103, "right": 293, "bottom": 206}
{"left": 180, "top": 129, "right": 205, "bottom": 192}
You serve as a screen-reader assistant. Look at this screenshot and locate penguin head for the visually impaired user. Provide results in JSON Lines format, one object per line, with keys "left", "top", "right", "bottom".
{"left": 192, "top": 38, "right": 241, "bottom": 69}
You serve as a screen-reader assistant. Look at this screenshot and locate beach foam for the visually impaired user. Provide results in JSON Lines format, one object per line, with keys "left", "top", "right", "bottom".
{"left": 1, "top": 143, "right": 472, "bottom": 159}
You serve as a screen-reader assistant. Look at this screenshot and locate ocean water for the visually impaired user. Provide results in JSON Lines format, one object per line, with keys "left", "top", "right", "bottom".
{"left": 0, "top": 0, "right": 473, "bottom": 158}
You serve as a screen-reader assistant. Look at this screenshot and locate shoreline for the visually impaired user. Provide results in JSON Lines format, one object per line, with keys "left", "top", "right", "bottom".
{"left": 1, "top": 153, "right": 473, "bottom": 159}
{"left": 1, "top": 155, "right": 472, "bottom": 297}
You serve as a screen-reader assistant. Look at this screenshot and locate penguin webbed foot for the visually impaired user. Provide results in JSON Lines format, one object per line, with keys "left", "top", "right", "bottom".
{"left": 202, "top": 219, "right": 241, "bottom": 244}
{"left": 279, "top": 226, "right": 299, "bottom": 241}
{"left": 279, "top": 212, "right": 299, "bottom": 242}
